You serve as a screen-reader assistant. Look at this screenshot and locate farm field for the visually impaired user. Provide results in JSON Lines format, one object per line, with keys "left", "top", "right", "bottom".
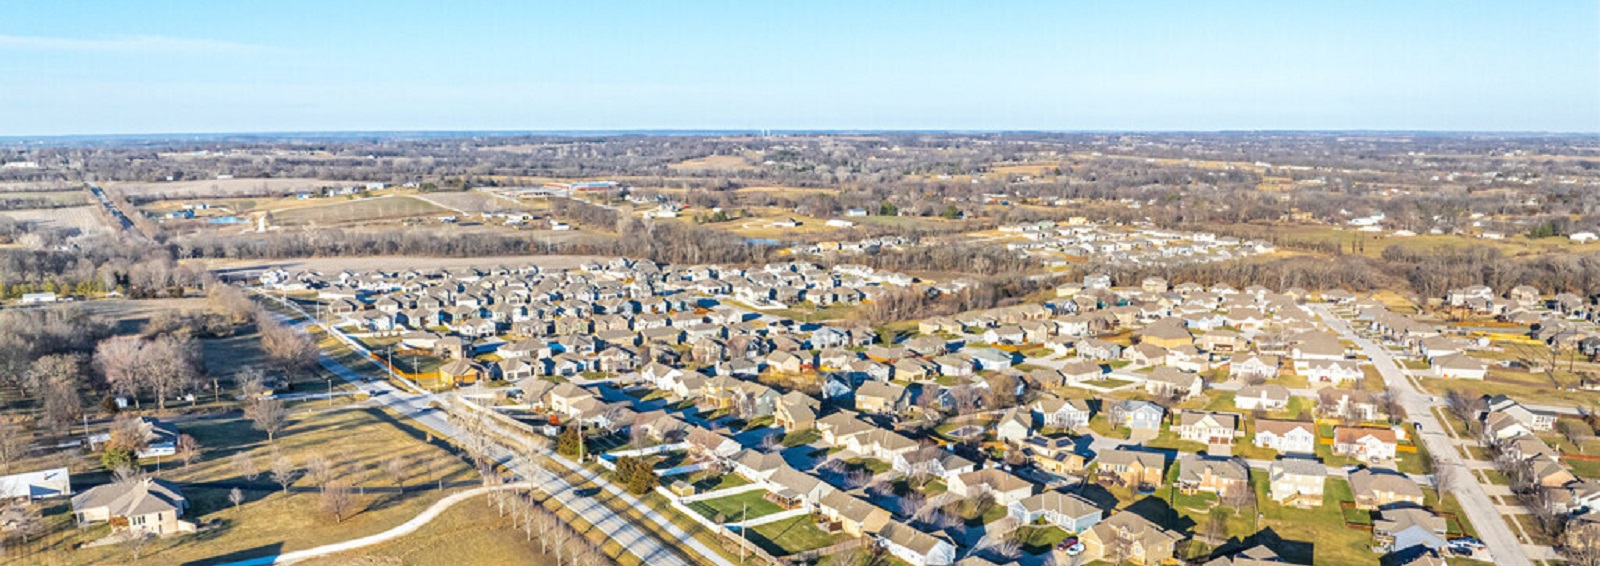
{"left": 411, "top": 191, "right": 522, "bottom": 214}
{"left": 0, "top": 205, "right": 108, "bottom": 233}
{"left": 105, "top": 178, "right": 337, "bottom": 199}
{"left": 270, "top": 196, "right": 451, "bottom": 226}
{"left": 669, "top": 154, "right": 759, "bottom": 171}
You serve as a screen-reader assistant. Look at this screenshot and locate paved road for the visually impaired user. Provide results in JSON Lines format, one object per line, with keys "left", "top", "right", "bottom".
{"left": 259, "top": 294, "right": 724, "bottom": 566}
{"left": 1313, "top": 305, "right": 1533, "bottom": 566}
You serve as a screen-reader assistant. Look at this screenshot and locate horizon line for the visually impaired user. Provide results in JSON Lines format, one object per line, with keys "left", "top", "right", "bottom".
{"left": 3, "top": 128, "right": 1597, "bottom": 143}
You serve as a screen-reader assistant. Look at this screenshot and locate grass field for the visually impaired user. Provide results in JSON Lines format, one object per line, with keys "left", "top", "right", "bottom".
{"left": 271, "top": 196, "right": 450, "bottom": 226}
{"left": 1251, "top": 475, "right": 1374, "bottom": 566}
{"left": 668, "top": 154, "right": 759, "bottom": 171}
{"left": 686, "top": 490, "right": 784, "bottom": 523}
{"left": 11, "top": 408, "right": 475, "bottom": 565}
{"left": 0, "top": 205, "right": 108, "bottom": 233}
{"left": 297, "top": 494, "right": 551, "bottom": 566}
{"left": 742, "top": 515, "right": 839, "bottom": 556}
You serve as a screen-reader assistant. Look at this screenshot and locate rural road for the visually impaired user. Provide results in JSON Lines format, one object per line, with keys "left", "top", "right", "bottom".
{"left": 215, "top": 483, "right": 529, "bottom": 566}
{"left": 1312, "top": 305, "right": 1534, "bottom": 566}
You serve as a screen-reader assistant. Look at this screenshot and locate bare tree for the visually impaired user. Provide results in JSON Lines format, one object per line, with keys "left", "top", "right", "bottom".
{"left": 259, "top": 312, "right": 318, "bottom": 378}
{"left": 31, "top": 354, "right": 84, "bottom": 437}
{"left": 384, "top": 456, "right": 408, "bottom": 492}
{"left": 304, "top": 453, "right": 335, "bottom": 492}
{"left": 230, "top": 452, "right": 259, "bottom": 481}
{"left": 1563, "top": 518, "right": 1600, "bottom": 566}
{"left": 270, "top": 454, "right": 297, "bottom": 494}
{"left": 229, "top": 487, "right": 245, "bottom": 516}
{"left": 176, "top": 434, "right": 201, "bottom": 469}
{"left": 0, "top": 416, "right": 32, "bottom": 473}
{"left": 95, "top": 336, "right": 148, "bottom": 409}
{"left": 245, "top": 396, "right": 287, "bottom": 442}
{"left": 320, "top": 480, "right": 354, "bottom": 523}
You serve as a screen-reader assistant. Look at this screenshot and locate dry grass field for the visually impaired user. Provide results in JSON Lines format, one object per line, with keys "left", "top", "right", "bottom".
{"left": 105, "top": 178, "right": 336, "bottom": 199}
{"left": 411, "top": 191, "right": 519, "bottom": 214}
{"left": 270, "top": 196, "right": 450, "bottom": 226}
{"left": 0, "top": 206, "right": 109, "bottom": 233}
{"left": 668, "top": 154, "right": 758, "bottom": 171}
{"left": 297, "top": 494, "right": 551, "bottom": 566}
{"left": 8, "top": 408, "right": 476, "bottom": 566}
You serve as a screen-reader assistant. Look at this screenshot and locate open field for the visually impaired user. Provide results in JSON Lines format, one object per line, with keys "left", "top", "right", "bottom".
{"left": 410, "top": 191, "right": 520, "bottom": 214}
{"left": 0, "top": 206, "right": 108, "bottom": 233}
{"left": 8, "top": 408, "right": 475, "bottom": 566}
{"left": 106, "top": 178, "right": 337, "bottom": 199}
{"left": 0, "top": 190, "right": 90, "bottom": 206}
{"left": 298, "top": 494, "right": 550, "bottom": 566}
{"left": 270, "top": 196, "right": 450, "bottom": 226}
{"left": 669, "top": 154, "right": 759, "bottom": 171}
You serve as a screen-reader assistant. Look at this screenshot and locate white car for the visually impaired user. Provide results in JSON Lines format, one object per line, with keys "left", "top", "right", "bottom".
{"left": 1065, "top": 542, "right": 1085, "bottom": 556}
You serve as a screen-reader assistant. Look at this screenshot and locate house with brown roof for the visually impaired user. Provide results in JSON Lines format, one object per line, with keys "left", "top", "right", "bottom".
{"left": 1333, "top": 426, "right": 1399, "bottom": 462}
{"left": 1253, "top": 419, "right": 1317, "bottom": 454}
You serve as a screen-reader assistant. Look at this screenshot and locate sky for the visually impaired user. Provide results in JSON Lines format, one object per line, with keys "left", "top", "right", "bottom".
{"left": 1, "top": 1, "right": 1596, "bottom": 136}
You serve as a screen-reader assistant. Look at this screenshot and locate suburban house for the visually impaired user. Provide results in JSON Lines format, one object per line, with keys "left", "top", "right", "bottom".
{"left": 1333, "top": 427, "right": 1400, "bottom": 462}
{"left": 856, "top": 381, "right": 911, "bottom": 415}
{"left": 1349, "top": 468, "right": 1424, "bottom": 509}
{"left": 1431, "top": 353, "right": 1487, "bottom": 380}
{"left": 1268, "top": 459, "right": 1327, "bottom": 507}
{"left": 878, "top": 520, "right": 957, "bottom": 566}
{"left": 1228, "top": 354, "right": 1279, "bottom": 380}
{"left": 1079, "top": 511, "right": 1184, "bottom": 565}
{"left": 1175, "top": 454, "right": 1249, "bottom": 495}
{"left": 1110, "top": 400, "right": 1165, "bottom": 432}
{"left": 1253, "top": 419, "right": 1317, "bottom": 454}
{"left": 817, "top": 491, "right": 892, "bottom": 537}
{"left": 1144, "top": 367, "right": 1203, "bottom": 399}
{"left": 1097, "top": 449, "right": 1166, "bottom": 488}
{"left": 1025, "top": 437, "right": 1088, "bottom": 476}
{"left": 1233, "top": 384, "right": 1291, "bottom": 411}
{"left": 1374, "top": 507, "right": 1448, "bottom": 553}
{"left": 1031, "top": 395, "right": 1092, "bottom": 429}
{"left": 70, "top": 477, "right": 193, "bottom": 536}
{"left": 1176, "top": 411, "right": 1244, "bottom": 446}
{"left": 947, "top": 468, "right": 1034, "bottom": 506}
{"left": 1008, "top": 491, "right": 1102, "bottom": 533}
{"left": 996, "top": 407, "right": 1032, "bottom": 443}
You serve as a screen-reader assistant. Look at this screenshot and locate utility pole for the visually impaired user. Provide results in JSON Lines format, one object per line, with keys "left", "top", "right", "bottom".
{"left": 740, "top": 502, "right": 748, "bottom": 563}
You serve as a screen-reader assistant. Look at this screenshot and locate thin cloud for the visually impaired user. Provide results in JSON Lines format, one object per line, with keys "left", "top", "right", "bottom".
{"left": 0, "top": 34, "right": 273, "bottom": 54}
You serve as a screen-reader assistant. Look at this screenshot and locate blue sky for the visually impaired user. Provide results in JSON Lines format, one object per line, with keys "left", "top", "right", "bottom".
{"left": 1, "top": 1, "right": 1595, "bottom": 135}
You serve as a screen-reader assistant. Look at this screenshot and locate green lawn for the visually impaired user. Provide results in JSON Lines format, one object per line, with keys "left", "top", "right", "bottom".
{"left": 1253, "top": 475, "right": 1374, "bottom": 566}
{"left": 743, "top": 515, "right": 840, "bottom": 556}
{"left": 1567, "top": 457, "right": 1600, "bottom": 479}
{"left": 780, "top": 429, "right": 821, "bottom": 447}
{"left": 1012, "top": 525, "right": 1072, "bottom": 554}
{"left": 686, "top": 490, "right": 784, "bottom": 523}
{"left": 844, "top": 457, "right": 891, "bottom": 475}
{"left": 690, "top": 472, "right": 752, "bottom": 493}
